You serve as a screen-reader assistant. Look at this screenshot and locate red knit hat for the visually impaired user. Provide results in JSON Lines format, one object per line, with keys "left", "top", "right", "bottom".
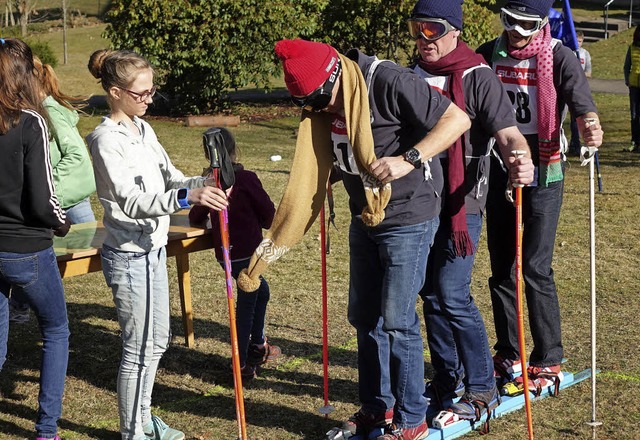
{"left": 274, "top": 39, "right": 339, "bottom": 96}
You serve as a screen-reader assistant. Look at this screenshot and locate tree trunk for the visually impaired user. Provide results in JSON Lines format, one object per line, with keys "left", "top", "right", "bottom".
{"left": 62, "top": 0, "right": 68, "bottom": 64}
{"left": 18, "top": 0, "right": 29, "bottom": 37}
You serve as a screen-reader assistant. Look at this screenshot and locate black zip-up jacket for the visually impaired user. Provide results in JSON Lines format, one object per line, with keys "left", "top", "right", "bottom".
{"left": 0, "top": 110, "right": 66, "bottom": 253}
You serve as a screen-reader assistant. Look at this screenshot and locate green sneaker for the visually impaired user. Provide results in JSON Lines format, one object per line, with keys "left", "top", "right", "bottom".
{"left": 143, "top": 415, "right": 185, "bottom": 440}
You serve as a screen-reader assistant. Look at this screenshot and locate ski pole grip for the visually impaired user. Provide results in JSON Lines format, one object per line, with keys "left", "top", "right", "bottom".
{"left": 204, "top": 131, "right": 222, "bottom": 170}
{"left": 511, "top": 149, "right": 526, "bottom": 188}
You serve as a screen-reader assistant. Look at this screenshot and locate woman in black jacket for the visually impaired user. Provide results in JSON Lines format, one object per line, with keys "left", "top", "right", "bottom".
{"left": 0, "top": 37, "right": 70, "bottom": 440}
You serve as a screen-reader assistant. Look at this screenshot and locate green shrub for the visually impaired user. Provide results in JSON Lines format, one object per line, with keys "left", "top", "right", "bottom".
{"left": 314, "top": 0, "right": 414, "bottom": 62}
{"left": 26, "top": 40, "right": 59, "bottom": 67}
{"left": 104, "top": 0, "right": 498, "bottom": 113}
{"left": 316, "top": 0, "right": 501, "bottom": 63}
{"left": 462, "top": 0, "right": 501, "bottom": 48}
{"left": 105, "top": 0, "right": 325, "bottom": 114}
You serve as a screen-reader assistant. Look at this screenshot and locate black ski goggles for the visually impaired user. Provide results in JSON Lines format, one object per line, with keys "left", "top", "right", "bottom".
{"left": 291, "top": 58, "right": 341, "bottom": 112}
{"left": 407, "top": 17, "right": 457, "bottom": 42}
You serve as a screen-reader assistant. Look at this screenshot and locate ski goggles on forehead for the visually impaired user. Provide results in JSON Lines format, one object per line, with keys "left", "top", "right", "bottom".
{"left": 500, "top": 8, "right": 547, "bottom": 37}
{"left": 291, "top": 58, "right": 342, "bottom": 112}
{"left": 407, "top": 18, "right": 457, "bottom": 42}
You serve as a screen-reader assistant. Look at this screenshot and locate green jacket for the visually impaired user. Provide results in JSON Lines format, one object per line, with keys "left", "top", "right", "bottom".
{"left": 45, "top": 96, "right": 96, "bottom": 209}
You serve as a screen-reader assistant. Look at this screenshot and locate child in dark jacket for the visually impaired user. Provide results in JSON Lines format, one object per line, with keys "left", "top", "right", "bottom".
{"left": 189, "top": 127, "right": 280, "bottom": 379}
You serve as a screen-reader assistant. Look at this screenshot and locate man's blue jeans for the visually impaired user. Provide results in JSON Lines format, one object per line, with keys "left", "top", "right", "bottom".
{"left": 348, "top": 217, "right": 438, "bottom": 429}
{"left": 630, "top": 86, "right": 640, "bottom": 146}
{"left": 223, "top": 258, "right": 269, "bottom": 367}
{"left": 0, "top": 247, "right": 70, "bottom": 439}
{"left": 421, "top": 213, "right": 494, "bottom": 394}
{"left": 486, "top": 156, "right": 564, "bottom": 367}
{"left": 101, "top": 245, "right": 171, "bottom": 440}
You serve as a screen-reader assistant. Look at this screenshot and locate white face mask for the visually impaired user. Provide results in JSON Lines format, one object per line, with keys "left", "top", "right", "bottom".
{"left": 500, "top": 8, "right": 548, "bottom": 37}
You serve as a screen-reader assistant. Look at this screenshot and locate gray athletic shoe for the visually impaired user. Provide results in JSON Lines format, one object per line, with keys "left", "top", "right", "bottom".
{"left": 143, "top": 415, "right": 185, "bottom": 440}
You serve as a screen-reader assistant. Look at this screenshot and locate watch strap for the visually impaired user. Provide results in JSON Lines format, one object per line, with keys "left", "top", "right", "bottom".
{"left": 177, "top": 188, "right": 190, "bottom": 209}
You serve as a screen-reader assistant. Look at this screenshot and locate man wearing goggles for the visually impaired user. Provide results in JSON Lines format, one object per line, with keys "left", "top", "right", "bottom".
{"left": 273, "top": 38, "right": 471, "bottom": 440}
{"left": 407, "top": 0, "right": 533, "bottom": 428}
{"left": 500, "top": 7, "right": 548, "bottom": 38}
{"left": 477, "top": 0, "right": 603, "bottom": 398}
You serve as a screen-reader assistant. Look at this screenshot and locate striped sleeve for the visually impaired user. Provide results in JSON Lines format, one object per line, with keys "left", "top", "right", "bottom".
{"left": 22, "top": 110, "right": 66, "bottom": 228}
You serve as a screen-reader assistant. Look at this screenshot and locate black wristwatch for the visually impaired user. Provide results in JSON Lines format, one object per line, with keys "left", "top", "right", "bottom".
{"left": 403, "top": 147, "right": 422, "bottom": 169}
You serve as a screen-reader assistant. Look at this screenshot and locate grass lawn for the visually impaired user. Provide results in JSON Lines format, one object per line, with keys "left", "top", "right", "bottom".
{"left": 3, "top": 94, "right": 637, "bottom": 440}
{"left": 0, "top": 14, "right": 639, "bottom": 440}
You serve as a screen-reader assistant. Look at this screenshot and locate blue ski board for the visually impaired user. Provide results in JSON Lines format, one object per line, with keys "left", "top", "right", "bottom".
{"left": 328, "top": 367, "right": 595, "bottom": 440}
{"left": 423, "top": 368, "right": 594, "bottom": 440}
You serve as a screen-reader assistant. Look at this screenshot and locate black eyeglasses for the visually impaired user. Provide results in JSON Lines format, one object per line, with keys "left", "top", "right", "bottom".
{"left": 121, "top": 85, "right": 157, "bottom": 103}
{"left": 291, "top": 58, "right": 341, "bottom": 112}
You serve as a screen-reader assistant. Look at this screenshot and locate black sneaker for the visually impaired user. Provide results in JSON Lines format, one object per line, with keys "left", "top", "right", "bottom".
{"left": 448, "top": 388, "right": 501, "bottom": 434}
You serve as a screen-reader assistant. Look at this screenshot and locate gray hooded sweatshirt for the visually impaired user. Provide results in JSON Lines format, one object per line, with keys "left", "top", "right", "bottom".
{"left": 86, "top": 116, "right": 205, "bottom": 252}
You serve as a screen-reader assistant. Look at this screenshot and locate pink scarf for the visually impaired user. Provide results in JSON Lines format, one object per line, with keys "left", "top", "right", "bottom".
{"left": 502, "top": 24, "right": 563, "bottom": 185}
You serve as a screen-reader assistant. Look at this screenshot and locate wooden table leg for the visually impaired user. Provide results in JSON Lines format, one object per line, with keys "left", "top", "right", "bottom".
{"left": 175, "top": 253, "right": 194, "bottom": 347}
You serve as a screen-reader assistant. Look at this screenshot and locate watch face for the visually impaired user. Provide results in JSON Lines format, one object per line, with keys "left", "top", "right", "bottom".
{"left": 405, "top": 148, "right": 420, "bottom": 163}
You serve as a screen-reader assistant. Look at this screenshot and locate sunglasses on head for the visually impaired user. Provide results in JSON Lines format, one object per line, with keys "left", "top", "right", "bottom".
{"left": 291, "top": 58, "right": 341, "bottom": 112}
{"left": 407, "top": 18, "right": 457, "bottom": 42}
{"left": 500, "top": 9, "right": 547, "bottom": 37}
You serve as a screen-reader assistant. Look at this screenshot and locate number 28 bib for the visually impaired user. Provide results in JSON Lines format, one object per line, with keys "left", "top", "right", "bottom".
{"left": 493, "top": 57, "right": 539, "bottom": 135}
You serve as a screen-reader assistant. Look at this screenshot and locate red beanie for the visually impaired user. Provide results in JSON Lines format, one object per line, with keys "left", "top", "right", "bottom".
{"left": 274, "top": 39, "right": 339, "bottom": 96}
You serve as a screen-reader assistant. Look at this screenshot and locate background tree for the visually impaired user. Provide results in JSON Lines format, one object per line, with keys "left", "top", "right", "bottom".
{"left": 15, "top": 0, "right": 38, "bottom": 36}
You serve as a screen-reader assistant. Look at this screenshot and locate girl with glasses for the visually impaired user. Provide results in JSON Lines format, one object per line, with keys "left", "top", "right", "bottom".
{"left": 86, "top": 49, "right": 229, "bottom": 440}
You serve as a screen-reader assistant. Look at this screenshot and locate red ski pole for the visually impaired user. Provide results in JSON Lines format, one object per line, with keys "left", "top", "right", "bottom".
{"left": 204, "top": 129, "right": 247, "bottom": 439}
{"left": 214, "top": 169, "right": 247, "bottom": 440}
{"left": 318, "top": 185, "right": 334, "bottom": 416}
{"left": 513, "top": 150, "right": 534, "bottom": 440}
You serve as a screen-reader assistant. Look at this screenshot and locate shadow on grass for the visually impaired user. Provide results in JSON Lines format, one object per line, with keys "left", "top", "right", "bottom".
{"left": 149, "top": 381, "right": 339, "bottom": 436}
{"left": 0, "top": 399, "right": 117, "bottom": 439}
{"left": 1, "top": 300, "right": 364, "bottom": 438}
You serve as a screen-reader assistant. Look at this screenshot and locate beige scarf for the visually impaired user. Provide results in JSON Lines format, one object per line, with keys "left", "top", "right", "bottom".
{"left": 237, "top": 54, "right": 391, "bottom": 292}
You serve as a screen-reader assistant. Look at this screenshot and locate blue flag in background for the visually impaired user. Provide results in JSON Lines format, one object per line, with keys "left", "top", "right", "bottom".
{"left": 549, "top": 0, "right": 579, "bottom": 50}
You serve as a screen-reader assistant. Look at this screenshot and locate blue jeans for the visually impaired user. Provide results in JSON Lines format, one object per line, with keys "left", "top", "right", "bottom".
{"left": 421, "top": 213, "right": 494, "bottom": 394}
{"left": 222, "top": 258, "right": 270, "bottom": 366}
{"left": 630, "top": 86, "right": 640, "bottom": 146}
{"left": 101, "top": 245, "right": 172, "bottom": 440}
{"left": 486, "top": 156, "right": 564, "bottom": 367}
{"left": 348, "top": 217, "right": 438, "bottom": 429}
{"left": 0, "top": 247, "right": 70, "bottom": 438}
{"left": 65, "top": 198, "right": 96, "bottom": 224}
{"left": 10, "top": 199, "right": 94, "bottom": 312}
